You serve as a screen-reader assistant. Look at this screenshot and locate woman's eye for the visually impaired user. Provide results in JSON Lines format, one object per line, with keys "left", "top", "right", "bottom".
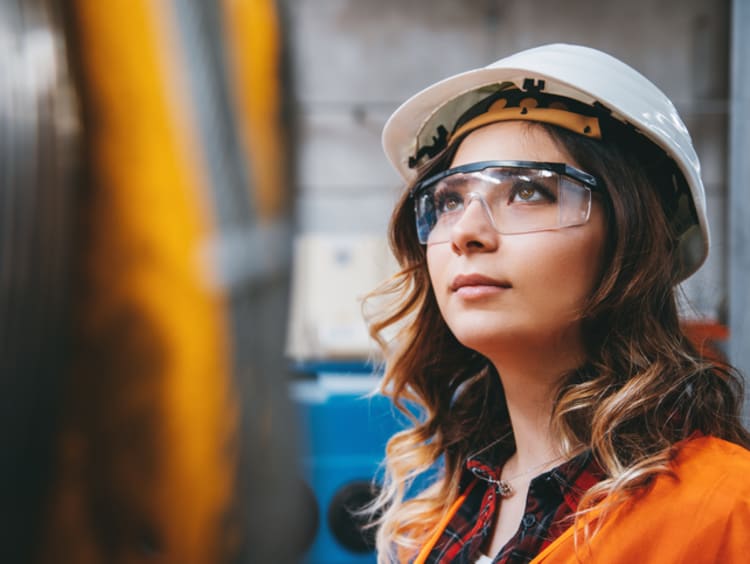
{"left": 435, "top": 192, "right": 463, "bottom": 213}
{"left": 509, "top": 181, "right": 554, "bottom": 204}
{"left": 516, "top": 185, "right": 538, "bottom": 201}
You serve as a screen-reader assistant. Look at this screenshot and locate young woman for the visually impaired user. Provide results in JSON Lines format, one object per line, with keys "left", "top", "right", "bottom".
{"left": 366, "top": 44, "right": 750, "bottom": 563}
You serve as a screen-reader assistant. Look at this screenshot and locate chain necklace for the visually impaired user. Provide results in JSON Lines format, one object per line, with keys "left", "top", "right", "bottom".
{"left": 495, "top": 455, "right": 565, "bottom": 498}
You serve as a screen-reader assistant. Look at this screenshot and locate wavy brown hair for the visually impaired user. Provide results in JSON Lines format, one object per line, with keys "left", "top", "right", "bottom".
{"left": 364, "top": 119, "right": 750, "bottom": 561}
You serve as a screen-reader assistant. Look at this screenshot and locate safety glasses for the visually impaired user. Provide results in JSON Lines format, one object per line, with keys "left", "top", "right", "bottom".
{"left": 411, "top": 160, "right": 603, "bottom": 245}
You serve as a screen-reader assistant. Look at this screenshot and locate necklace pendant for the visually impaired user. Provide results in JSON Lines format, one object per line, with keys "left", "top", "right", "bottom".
{"left": 497, "top": 480, "right": 514, "bottom": 498}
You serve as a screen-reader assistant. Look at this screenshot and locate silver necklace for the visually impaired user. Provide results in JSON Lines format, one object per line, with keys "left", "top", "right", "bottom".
{"left": 496, "top": 455, "right": 565, "bottom": 498}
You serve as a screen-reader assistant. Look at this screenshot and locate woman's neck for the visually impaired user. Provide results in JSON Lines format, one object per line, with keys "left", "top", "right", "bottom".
{"left": 486, "top": 336, "right": 585, "bottom": 470}
{"left": 502, "top": 372, "right": 560, "bottom": 471}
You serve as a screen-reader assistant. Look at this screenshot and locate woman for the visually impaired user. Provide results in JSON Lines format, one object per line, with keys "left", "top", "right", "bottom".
{"left": 366, "top": 44, "right": 750, "bottom": 563}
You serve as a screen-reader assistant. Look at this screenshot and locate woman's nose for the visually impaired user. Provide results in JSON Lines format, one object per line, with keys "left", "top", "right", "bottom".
{"left": 449, "top": 195, "right": 499, "bottom": 253}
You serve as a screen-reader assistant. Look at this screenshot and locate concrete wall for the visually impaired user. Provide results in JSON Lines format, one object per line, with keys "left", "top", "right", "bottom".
{"left": 729, "top": 0, "right": 750, "bottom": 417}
{"left": 284, "top": 0, "right": 731, "bottom": 320}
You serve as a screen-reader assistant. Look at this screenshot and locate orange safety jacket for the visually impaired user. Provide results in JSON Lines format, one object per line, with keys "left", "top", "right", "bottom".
{"left": 415, "top": 436, "right": 750, "bottom": 563}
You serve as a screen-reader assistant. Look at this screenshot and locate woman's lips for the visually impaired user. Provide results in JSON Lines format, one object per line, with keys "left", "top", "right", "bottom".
{"left": 450, "top": 274, "right": 512, "bottom": 298}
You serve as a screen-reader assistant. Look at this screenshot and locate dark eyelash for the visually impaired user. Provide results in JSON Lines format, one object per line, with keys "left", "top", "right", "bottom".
{"left": 434, "top": 188, "right": 462, "bottom": 204}
{"left": 509, "top": 180, "right": 557, "bottom": 202}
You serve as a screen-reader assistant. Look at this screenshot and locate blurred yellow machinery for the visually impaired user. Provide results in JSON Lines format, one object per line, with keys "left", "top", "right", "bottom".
{"left": 0, "top": 0, "right": 299, "bottom": 562}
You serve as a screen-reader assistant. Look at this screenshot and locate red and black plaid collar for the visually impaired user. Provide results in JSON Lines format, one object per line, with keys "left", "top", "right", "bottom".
{"left": 465, "top": 448, "right": 602, "bottom": 514}
{"left": 422, "top": 449, "right": 605, "bottom": 564}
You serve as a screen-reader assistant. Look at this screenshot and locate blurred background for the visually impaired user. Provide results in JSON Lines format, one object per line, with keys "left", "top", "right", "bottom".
{"left": 1, "top": 0, "right": 748, "bottom": 563}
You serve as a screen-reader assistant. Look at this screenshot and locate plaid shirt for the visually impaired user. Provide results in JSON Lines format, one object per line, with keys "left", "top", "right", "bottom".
{"left": 421, "top": 450, "right": 604, "bottom": 564}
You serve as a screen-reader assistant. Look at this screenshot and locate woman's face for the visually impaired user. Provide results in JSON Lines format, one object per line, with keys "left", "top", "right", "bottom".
{"left": 426, "top": 121, "right": 608, "bottom": 359}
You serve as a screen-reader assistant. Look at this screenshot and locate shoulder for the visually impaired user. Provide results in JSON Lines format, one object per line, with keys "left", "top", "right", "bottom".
{"left": 533, "top": 436, "right": 750, "bottom": 563}
{"left": 673, "top": 434, "right": 750, "bottom": 469}
{"left": 620, "top": 436, "right": 750, "bottom": 560}
{"left": 617, "top": 436, "right": 750, "bottom": 558}
{"left": 669, "top": 435, "right": 750, "bottom": 499}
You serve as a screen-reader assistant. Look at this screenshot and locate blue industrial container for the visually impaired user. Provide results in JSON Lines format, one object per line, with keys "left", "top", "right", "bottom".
{"left": 291, "top": 368, "right": 410, "bottom": 563}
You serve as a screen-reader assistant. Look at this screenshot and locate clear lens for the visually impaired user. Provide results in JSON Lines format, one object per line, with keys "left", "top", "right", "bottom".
{"left": 414, "top": 163, "right": 593, "bottom": 245}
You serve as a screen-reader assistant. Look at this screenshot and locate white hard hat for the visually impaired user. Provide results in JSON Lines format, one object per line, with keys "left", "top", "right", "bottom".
{"left": 382, "top": 43, "right": 708, "bottom": 281}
